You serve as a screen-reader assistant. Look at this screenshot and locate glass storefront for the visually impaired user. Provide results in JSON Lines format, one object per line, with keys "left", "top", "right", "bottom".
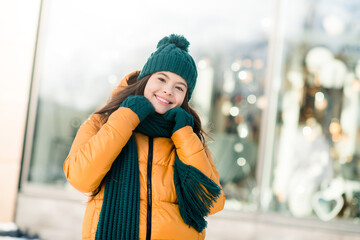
{"left": 203, "top": 42, "right": 268, "bottom": 212}
{"left": 22, "top": 0, "right": 360, "bottom": 233}
{"left": 261, "top": 0, "right": 360, "bottom": 225}
{"left": 25, "top": 1, "right": 273, "bottom": 211}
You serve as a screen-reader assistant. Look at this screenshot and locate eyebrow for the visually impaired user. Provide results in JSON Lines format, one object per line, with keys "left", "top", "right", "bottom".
{"left": 158, "top": 73, "right": 188, "bottom": 88}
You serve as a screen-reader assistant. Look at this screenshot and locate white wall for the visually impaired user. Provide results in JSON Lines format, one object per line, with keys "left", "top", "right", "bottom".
{"left": 0, "top": 0, "right": 41, "bottom": 222}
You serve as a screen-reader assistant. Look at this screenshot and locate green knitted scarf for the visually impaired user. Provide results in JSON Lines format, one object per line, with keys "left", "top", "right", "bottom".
{"left": 95, "top": 113, "right": 221, "bottom": 239}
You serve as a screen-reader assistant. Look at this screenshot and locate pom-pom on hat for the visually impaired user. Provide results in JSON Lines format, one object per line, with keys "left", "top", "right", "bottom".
{"left": 137, "top": 34, "right": 198, "bottom": 100}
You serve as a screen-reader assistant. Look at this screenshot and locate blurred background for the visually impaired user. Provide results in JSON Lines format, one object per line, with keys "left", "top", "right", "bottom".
{"left": 1, "top": 0, "right": 360, "bottom": 239}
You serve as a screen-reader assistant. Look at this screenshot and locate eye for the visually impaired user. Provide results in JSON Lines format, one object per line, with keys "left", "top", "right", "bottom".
{"left": 158, "top": 77, "right": 166, "bottom": 82}
{"left": 175, "top": 86, "right": 184, "bottom": 92}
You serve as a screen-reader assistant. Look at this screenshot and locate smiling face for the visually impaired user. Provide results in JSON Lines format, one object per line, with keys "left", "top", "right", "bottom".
{"left": 144, "top": 71, "right": 188, "bottom": 114}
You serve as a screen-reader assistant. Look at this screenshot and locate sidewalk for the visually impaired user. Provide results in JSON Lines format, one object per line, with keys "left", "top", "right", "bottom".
{"left": 205, "top": 214, "right": 360, "bottom": 240}
{"left": 0, "top": 222, "right": 40, "bottom": 240}
{"left": 4, "top": 215, "right": 360, "bottom": 240}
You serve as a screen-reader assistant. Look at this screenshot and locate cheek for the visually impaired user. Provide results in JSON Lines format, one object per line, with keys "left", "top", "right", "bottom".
{"left": 144, "top": 83, "right": 155, "bottom": 100}
{"left": 143, "top": 87, "right": 150, "bottom": 100}
{"left": 175, "top": 93, "right": 186, "bottom": 107}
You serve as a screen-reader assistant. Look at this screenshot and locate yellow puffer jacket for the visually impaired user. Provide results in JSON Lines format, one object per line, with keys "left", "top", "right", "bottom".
{"left": 64, "top": 71, "right": 225, "bottom": 240}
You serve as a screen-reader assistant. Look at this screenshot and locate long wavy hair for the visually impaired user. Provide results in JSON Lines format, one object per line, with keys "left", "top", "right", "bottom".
{"left": 88, "top": 72, "right": 208, "bottom": 199}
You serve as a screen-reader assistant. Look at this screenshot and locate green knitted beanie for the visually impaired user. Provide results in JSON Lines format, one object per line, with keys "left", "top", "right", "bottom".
{"left": 137, "top": 34, "right": 198, "bottom": 99}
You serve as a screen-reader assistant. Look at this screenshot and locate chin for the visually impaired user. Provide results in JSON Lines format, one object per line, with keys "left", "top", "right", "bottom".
{"left": 154, "top": 107, "right": 167, "bottom": 114}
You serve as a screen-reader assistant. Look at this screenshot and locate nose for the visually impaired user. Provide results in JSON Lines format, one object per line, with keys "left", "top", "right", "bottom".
{"left": 162, "top": 85, "right": 173, "bottom": 95}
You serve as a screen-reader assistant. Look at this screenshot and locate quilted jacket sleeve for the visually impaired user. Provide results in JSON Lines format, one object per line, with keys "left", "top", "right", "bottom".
{"left": 63, "top": 107, "right": 140, "bottom": 193}
{"left": 171, "top": 126, "right": 225, "bottom": 215}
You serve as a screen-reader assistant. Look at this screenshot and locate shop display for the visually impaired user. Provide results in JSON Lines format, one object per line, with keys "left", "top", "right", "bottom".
{"left": 272, "top": 42, "right": 360, "bottom": 222}
{"left": 268, "top": 0, "right": 360, "bottom": 226}
{"left": 312, "top": 178, "right": 345, "bottom": 221}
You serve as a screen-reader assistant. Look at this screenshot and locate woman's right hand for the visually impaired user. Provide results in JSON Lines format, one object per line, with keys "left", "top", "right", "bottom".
{"left": 162, "top": 107, "right": 194, "bottom": 135}
{"left": 120, "top": 95, "right": 155, "bottom": 122}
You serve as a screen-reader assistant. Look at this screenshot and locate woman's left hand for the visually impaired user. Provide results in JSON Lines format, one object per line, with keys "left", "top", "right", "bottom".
{"left": 163, "top": 107, "right": 194, "bottom": 135}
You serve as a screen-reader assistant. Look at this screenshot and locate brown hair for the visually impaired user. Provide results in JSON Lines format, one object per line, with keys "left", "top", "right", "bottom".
{"left": 88, "top": 73, "right": 208, "bottom": 199}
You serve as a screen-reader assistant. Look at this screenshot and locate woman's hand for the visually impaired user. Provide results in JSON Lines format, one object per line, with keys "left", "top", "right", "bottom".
{"left": 120, "top": 95, "right": 155, "bottom": 122}
{"left": 163, "top": 107, "right": 194, "bottom": 135}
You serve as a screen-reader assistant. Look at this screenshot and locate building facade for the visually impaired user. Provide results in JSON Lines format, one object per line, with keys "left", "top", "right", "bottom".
{"left": 2, "top": 0, "right": 360, "bottom": 239}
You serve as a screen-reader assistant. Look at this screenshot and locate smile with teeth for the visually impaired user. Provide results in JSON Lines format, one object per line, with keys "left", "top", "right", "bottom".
{"left": 155, "top": 95, "right": 172, "bottom": 105}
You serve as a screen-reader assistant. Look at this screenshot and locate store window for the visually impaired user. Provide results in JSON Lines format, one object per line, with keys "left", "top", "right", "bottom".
{"left": 265, "top": 0, "right": 360, "bottom": 223}
{"left": 203, "top": 43, "right": 269, "bottom": 212}
{"left": 25, "top": 0, "right": 273, "bottom": 215}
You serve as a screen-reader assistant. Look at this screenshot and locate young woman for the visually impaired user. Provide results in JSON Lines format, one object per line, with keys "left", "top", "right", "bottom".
{"left": 64, "top": 34, "right": 225, "bottom": 240}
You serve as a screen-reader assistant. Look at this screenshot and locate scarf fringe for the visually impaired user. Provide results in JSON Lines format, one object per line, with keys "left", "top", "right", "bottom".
{"left": 174, "top": 156, "right": 222, "bottom": 233}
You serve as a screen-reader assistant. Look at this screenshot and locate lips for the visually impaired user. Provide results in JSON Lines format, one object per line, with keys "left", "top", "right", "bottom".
{"left": 155, "top": 95, "right": 172, "bottom": 105}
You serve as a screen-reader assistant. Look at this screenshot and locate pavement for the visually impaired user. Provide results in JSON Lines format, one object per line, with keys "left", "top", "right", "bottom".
{"left": 0, "top": 222, "right": 40, "bottom": 240}
{"left": 3, "top": 218, "right": 360, "bottom": 240}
